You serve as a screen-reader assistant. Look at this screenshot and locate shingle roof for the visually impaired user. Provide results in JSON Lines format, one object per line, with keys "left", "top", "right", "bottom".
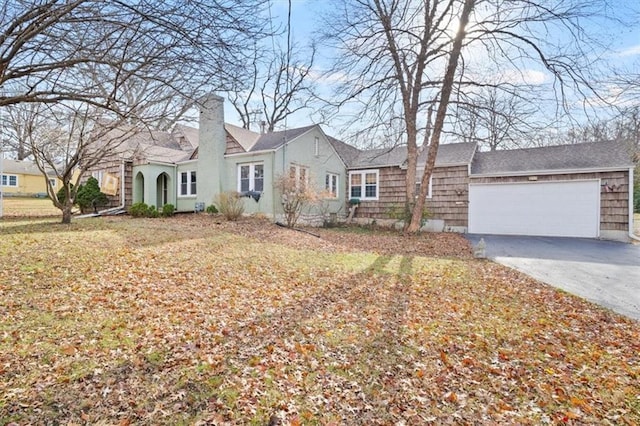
{"left": 2, "top": 159, "right": 55, "bottom": 176}
{"left": 173, "top": 124, "right": 199, "bottom": 149}
{"left": 471, "top": 140, "right": 634, "bottom": 176}
{"left": 225, "top": 123, "right": 260, "bottom": 152}
{"left": 327, "top": 135, "right": 362, "bottom": 166}
{"left": 250, "top": 125, "right": 317, "bottom": 152}
{"left": 348, "top": 142, "right": 477, "bottom": 169}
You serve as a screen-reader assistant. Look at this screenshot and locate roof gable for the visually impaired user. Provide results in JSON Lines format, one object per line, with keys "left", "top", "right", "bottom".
{"left": 471, "top": 140, "right": 634, "bottom": 176}
{"left": 249, "top": 125, "right": 317, "bottom": 152}
{"left": 224, "top": 123, "right": 260, "bottom": 152}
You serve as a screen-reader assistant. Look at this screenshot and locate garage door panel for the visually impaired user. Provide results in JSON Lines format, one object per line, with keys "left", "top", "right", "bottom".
{"left": 469, "top": 180, "right": 600, "bottom": 238}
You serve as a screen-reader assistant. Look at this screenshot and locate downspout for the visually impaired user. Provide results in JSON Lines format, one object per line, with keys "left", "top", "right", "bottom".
{"left": 629, "top": 167, "right": 640, "bottom": 242}
{"left": 100, "top": 161, "right": 126, "bottom": 213}
{"left": 173, "top": 163, "right": 178, "bottom": 210}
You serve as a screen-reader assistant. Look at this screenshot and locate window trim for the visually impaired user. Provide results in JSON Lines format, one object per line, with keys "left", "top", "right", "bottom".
{"left": 325, "top": 172, "right": 339, "bottom": 199}
{"left": 289, "top": 163, "right": 309, "bottom": 189}
{"left": 237, "top": 162, "right": 264, "bottom": 193}
{"left": 349, "top": 169, "right": 379, "bottom": 201}
{"left": 48, "top": 178, "right": 57, "bottom": 188}
{"left": 1, "top": 174, "right": 18, "bottom": 187}
{"left": 178, "top": 170, "right": 197, "bottom": 197}
{"left": 416, "top": 175, "right": 433, "bottom": 199}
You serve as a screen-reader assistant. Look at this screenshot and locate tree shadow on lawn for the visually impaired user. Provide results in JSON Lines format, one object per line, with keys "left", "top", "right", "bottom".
{"left": 2, "top": 254, "right": 421, "bottom": 424}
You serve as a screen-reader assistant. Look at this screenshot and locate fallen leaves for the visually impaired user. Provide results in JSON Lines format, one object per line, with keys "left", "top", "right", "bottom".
{"left": 0, "top": 215, "right": 638, "bottom": 424}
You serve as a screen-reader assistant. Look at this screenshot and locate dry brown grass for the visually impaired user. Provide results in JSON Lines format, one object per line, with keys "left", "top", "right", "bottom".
{"left": 1, "top": 215, "right": 638, "bottom": 425}
{"left": 1, "top": 196, "right": 60, "bottom": 217}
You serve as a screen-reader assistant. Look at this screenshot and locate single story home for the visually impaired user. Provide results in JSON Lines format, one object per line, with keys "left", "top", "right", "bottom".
{"left": 1, "top": 159, "right": 62, "bottom": 197}
{"left": 89, "top": 95, "right": 636, "bottom": 241}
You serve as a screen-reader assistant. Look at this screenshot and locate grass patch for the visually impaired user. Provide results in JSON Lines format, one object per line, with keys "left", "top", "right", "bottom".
{"left": 1, "top": 215, "right": 638, "bottom": 424}
{"left": 1, "top": 197, "right": 60, "bottom": 217}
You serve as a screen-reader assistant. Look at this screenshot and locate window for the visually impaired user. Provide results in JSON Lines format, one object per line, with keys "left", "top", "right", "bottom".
{"left": 325, "top": 173, "right": 339, "bottom": 198}
{"left": 314, "top": 136, "right": 320, "bottom": 156}
{"left": 238, "top": 163, "right": 264, "bottom": 192}
{"left": 289, "top": 164, "right": 309, "bottom": 189}
{"left": 1, "top": 174, "right": 18, "bottom": 187}
{"left": 92, "top": 170, "right": 104, "bottom": 186}
{"left": 49, "top": 178, "right": 57, "bottom": 188}
{"left": 349, "top": 169, "right": 378, "bottom": 200}
{"left": 179, "top": 171, "right": 196, "bottom": 196}
{"left": 415, "top": 175, "right": 433, "bottom": 199}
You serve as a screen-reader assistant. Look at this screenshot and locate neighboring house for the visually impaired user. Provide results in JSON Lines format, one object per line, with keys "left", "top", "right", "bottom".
{"left": 88, "top": 95, "right": 635, "bottom": 241}
{"left": 0, "top": 159, "right": 61, "bottom": 197}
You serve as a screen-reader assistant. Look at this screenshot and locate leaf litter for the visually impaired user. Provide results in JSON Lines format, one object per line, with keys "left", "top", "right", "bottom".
{"left": 0, "top": 215, "right": 638, "bottom": 424}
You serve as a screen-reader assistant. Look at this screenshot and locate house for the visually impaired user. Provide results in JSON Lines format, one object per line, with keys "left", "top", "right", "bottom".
{"left": 0, "top": 159, "right": 62, "bottom": 197}
{"left": 89, "top": 95, "right": 635, "bottom": 241}
{"left": 92, "top": 95, "right": 349, "bottom": 222}
{"left": 343, "top": 140, "right": 635, "bottom": 241}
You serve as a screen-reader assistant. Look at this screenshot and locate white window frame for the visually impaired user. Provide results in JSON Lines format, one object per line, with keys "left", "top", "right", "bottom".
{"left": 238, "top": 162, "right": 264, "bottom": 193}
{"left": 289, "top": 164, "right": 309, "bottom": 189}
{"left": 416, "top": 175, "right": 433, "bottom": 199}
{"left": 1, "top": 174, "right": 18, "bottom": 187}
{"left": 349, "top": 169, "right": 379, "bottom": 201}
{"left": 314, "top": 136, "right": 320, "bottom": 157}
{"left": 178, "top": 170, "right": 197, "bottom": 197}
{"left": 325, "top": 172, "right": 339, "bottom": 199}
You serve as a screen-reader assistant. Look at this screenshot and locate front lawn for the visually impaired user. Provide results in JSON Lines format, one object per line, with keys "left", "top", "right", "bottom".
{"left": 0, "top": 196, "right": 60, "bottom": 217}
{"left": 1, "top": 216, "right": 638, "bottom": 424}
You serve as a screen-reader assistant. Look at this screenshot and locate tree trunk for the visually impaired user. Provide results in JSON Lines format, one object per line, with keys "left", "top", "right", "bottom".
{"left": 406, "top": 0, "right": 476, "bottom": 233}
{"left": 62, "top": 205, "right": 72, "bottom": 224}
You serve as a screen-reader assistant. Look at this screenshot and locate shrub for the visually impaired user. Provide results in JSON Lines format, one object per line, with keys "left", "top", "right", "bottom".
{"left": 76, "top": 177, "right": 108, "bottom": 213}
{"left": 206, "top": 204, "right": 218, "bottom": 214}
{"left": 216, "top": 191, "right": 244, "bottom": 221}
{"left": 275, "top": 173, "right": 319, "bottom": 227}
{"left": 56, "top": 183, "right": 74, "bottom": 205}
{"left": 129, "top": 202, "right": 149, "bottom": 217}
{"left": 387, "top": 202, "right": 430, "bottom": 229}
{"left": 147, "top": 205, "right": 159, "bottom": 218}
{"left": 161, "top": 204, "right": 175, "bottom": 217}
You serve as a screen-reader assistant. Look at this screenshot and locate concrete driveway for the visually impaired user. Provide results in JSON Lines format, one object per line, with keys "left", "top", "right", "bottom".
{"left": 465, "top": 234, "right": 640, "bottom": 321}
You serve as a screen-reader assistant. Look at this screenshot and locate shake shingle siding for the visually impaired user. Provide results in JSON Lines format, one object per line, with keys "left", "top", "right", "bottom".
{"left": 353, "top": 165, "right": 470, "bottom": 227}
{"left": 427, "top": 165, "right": 469, "bottom": 227}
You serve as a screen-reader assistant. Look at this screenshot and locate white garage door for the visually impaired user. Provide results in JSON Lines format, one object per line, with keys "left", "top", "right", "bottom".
{"left": 468, "top": 180, "right": 600, "bottom": 238}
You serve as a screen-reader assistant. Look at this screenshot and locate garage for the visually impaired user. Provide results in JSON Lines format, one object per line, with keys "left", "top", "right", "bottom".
{"left": 468, "top": 180, "right": 601, "bottom": 238}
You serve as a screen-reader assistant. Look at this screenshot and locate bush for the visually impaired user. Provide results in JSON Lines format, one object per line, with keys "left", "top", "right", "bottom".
{"left": 161, "top": 204, "right": 175, "bottom": 217}
{"left": 129, "top": 202, "right": 149, "bottom": 217}
{"left": 635, "top": 184, "right": 640, "bottom": 213}
{"left": 387, "top": 202, "right": 430, "bottom": 229}
{"left": 216, "top": 191, "right": 244, "bottom": 221}
{"left": 206, "top": 204, "right": 218, "bottom": 214}
{"left": 76, "top": 177, "right": 108, "bottom": 213}
{"left": 56, "top": 183, "right": 74, "bottom": 205}
{"left": 147, "top": 205, "right": 159, "bottom": 218}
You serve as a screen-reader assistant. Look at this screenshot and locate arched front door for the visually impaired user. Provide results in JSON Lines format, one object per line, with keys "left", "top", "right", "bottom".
{"left": 134, "top": 172, "right": 145, "bottom": 203}
{"left": 156, "top": 172, "right": 170, "bottom": 208}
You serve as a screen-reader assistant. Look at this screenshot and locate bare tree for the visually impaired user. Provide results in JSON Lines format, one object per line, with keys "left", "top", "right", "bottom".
{"left": 25, "top": 103, "right": 142, "bottom": 223}
{"left": 325, "top": 0, "right": 620, "bottom": 232}
{"left": 453, "top": 85, "right": 540, "bottom": 151}
{"left": 0, "top": 103, "right": 42, "bottom": 159}
{"left": 0, "top": 0, "right": 267, "bottom": 222}
{"left": 229, "top": 42, "right": 317, "bottom": 132}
